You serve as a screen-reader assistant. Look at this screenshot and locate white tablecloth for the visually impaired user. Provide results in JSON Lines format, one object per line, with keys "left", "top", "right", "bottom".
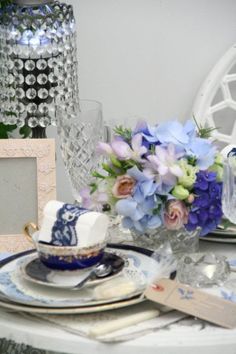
{"left": 0, "top": 241, "right": 236, "bottom": 354}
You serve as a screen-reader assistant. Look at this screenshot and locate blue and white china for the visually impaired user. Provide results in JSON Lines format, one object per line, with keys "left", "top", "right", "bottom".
{"left": 39, "top": 201, "right": 109, "bottom": 247}
{"left": 0, "top": 245, "right": 161, "bottom": 308}
{"left": 26, "top": 230, "right": 106, "bottom": 270}
{"left": 19, "top": 252, "right": 124, "bottom": 289}
{"left": 23, "top": 201, "right": 109, "bottom": 270}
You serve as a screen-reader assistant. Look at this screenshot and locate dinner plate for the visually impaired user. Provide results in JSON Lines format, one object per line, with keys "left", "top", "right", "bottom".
{"left": 0, "top": 294, "right": 144, "bottom": 314}
{"left": 19, "top": 252, "right": 124, "bottom": 289}
{"left": 200, "top": 235, "right": 236, "bottom": 244}
{"left": 210, "top": 228, "right": 236, "bottom": 238}
{"left": 0, "top": 244, "right": 159, "bottom": 309}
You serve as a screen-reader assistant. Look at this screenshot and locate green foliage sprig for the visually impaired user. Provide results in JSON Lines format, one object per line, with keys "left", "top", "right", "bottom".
{"left": 193, "top": 115, "right": 218, "bottom": 139}
{"left": 113, "top": 125, "right": 132, "bottom": 142}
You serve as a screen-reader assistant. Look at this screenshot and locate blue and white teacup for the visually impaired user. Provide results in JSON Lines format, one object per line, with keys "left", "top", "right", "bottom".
{"left": 23, "top": 201, "right": 109, "bottom": 270}
{"left": 24, "top": 223, "right": 107, "bottom": 270}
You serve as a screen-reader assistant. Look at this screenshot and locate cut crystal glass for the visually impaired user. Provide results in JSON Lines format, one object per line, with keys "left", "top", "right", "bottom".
{"left": 222, "top": 158, "right": 236, "bottom": 223}
{"left": 131, "top": 226, "right": 199, "bottom": 255}
{"left": 57, "top": 100, "right": 104, "bottom": 200}
{"left": 177, "top": 253, "right": 230, "bottom": 287}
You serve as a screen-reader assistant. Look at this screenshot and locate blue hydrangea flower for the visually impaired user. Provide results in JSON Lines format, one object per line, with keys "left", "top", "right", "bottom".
{"left": 186, "top": 138, "right": 216, "bottom": 170}
{"left": 150, "top": 120, "right": 216, "bottom": 170}
{"left": 132, "top": 121, "right": 160, "bottom": 149}
{"left": 115, "top": 166, "right": 163, "bottom": 233}
{"left": 152, "top": 120, "right": 196, "bottom": 147}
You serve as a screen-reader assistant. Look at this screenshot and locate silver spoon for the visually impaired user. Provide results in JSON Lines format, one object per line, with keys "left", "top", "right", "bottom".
{"left": 73, "top": 263, "right": 112, "bottom": 290}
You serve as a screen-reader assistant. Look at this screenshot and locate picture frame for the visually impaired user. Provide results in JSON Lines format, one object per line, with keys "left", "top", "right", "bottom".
{"left": 0, "top": 139, "right": 56, "bottom": 252}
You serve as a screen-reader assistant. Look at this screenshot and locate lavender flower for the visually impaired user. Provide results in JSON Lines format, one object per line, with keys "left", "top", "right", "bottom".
{"left": 145, "top": 144, "right": 183, "bottom": 186}
{"left": 111, "top": 133, "right": 147, "bottom": 162}
{"left": 80, "top": 187, "right": 108, "bottom": 212}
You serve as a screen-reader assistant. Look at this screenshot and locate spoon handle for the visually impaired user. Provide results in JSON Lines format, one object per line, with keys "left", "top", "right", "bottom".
{"left": 72, "top": 270, "right": 96, "bottom": 290}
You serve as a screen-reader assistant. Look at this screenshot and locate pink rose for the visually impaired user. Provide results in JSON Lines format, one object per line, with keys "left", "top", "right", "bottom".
{"left": 112, "top": 175, "right": 136, "bottom": 199}
{"left": 164, "top": 200, "right": 188, "bottom": 230}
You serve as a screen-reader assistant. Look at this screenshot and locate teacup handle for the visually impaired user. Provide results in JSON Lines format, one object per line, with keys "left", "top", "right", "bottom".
{"left": 23, "top": 222, "right": 39, "bottom": 243}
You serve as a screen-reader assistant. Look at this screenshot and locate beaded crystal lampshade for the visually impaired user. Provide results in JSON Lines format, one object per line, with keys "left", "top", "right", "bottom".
{"left": 0, "top": 0, "right": 79, "bottom": 137}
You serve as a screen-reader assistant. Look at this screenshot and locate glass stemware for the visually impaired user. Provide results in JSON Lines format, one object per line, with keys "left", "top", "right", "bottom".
{"left": 222, "top": 157, "right": 236, "bottom": 223}
{"left": 57, "top": 99, "right": 104, "bottom": 201}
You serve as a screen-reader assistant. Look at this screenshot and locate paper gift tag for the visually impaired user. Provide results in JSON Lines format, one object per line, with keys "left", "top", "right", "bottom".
{"left": 144, "top": 278, "right": 236, "bottom": 329}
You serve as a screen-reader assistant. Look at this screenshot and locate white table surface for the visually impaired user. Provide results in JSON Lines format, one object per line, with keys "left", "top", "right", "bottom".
{"left": 0, "top": 240, "right": 236, "bottom": 354}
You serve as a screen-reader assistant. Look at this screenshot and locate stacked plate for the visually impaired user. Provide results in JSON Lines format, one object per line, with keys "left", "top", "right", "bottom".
{"left": 200, "top": 223, "right": 236, "bottom": 243}
{"left": 0, "top": 244, "right": 159, "bottom": 314}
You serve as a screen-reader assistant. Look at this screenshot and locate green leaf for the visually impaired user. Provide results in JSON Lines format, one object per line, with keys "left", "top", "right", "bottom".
{"left": 113, "top": 125, "right": 132, "bottom": 142}
{"left": 187, "top": 156, "right": 197, "bottom": 166}
{"left": 19, "top": 125, "right": 32, "bottom": 138}
{"left": 88, "top": 182, "right": 98, "bottom": 194}
{"left": 0, "top": 123, "right": 17, "bottom": 139}
{"left": 91, "top": 171, "right": 106, "bottom": 179}
{"left": 110, "top": 155, "right": 122, "bottom": 168}
{"left": 102, "top": 163, "right": 117, "bottom": 176}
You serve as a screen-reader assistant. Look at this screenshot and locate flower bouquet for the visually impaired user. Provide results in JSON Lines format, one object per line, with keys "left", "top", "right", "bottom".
{"left": 80, "top": 119, "right": 223, "bottom": 248}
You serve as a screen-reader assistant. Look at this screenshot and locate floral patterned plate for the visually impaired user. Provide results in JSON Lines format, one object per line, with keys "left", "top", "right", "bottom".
{"left": 0, "top": 244, "right": 159, "bottom": 309}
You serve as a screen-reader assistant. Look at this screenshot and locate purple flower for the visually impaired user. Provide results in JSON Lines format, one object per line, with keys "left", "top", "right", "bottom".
{"left": 192, "top": 193, "right": 209, "bottom": 208}
{"left": 209, "top": 182, "right": 222, "bottom": 201}
{"left": 194, "top": 171, "right": 217, "bottom": 191}
{"left": 185, "top": 171, "right": 223, "bottom": 236}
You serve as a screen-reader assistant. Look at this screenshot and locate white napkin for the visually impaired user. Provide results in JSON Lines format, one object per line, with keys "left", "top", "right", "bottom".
{"left": 23, "top": 302, "right": 187, "bottom": 342}
{"left": 39, "top": 200, "right": 109, "bottom": 247}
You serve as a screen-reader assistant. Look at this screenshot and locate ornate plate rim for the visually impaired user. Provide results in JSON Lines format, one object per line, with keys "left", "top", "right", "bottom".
{"left": 0, "top": 243, "right": 155, "bottom": 310}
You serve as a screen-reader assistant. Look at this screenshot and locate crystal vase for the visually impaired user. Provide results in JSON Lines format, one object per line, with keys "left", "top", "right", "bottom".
{"left": 131, "top": 226, "right": 199, "bottom": 255}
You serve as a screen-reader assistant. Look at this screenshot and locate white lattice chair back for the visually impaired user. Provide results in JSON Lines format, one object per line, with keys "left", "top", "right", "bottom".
{"left": 193, "top": 44, "right": 236, "bottom": 147}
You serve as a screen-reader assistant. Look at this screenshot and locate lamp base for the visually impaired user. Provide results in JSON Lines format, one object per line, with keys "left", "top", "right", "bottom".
{"left": 31, "top": 127, "right": 46, "bottom": 139}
